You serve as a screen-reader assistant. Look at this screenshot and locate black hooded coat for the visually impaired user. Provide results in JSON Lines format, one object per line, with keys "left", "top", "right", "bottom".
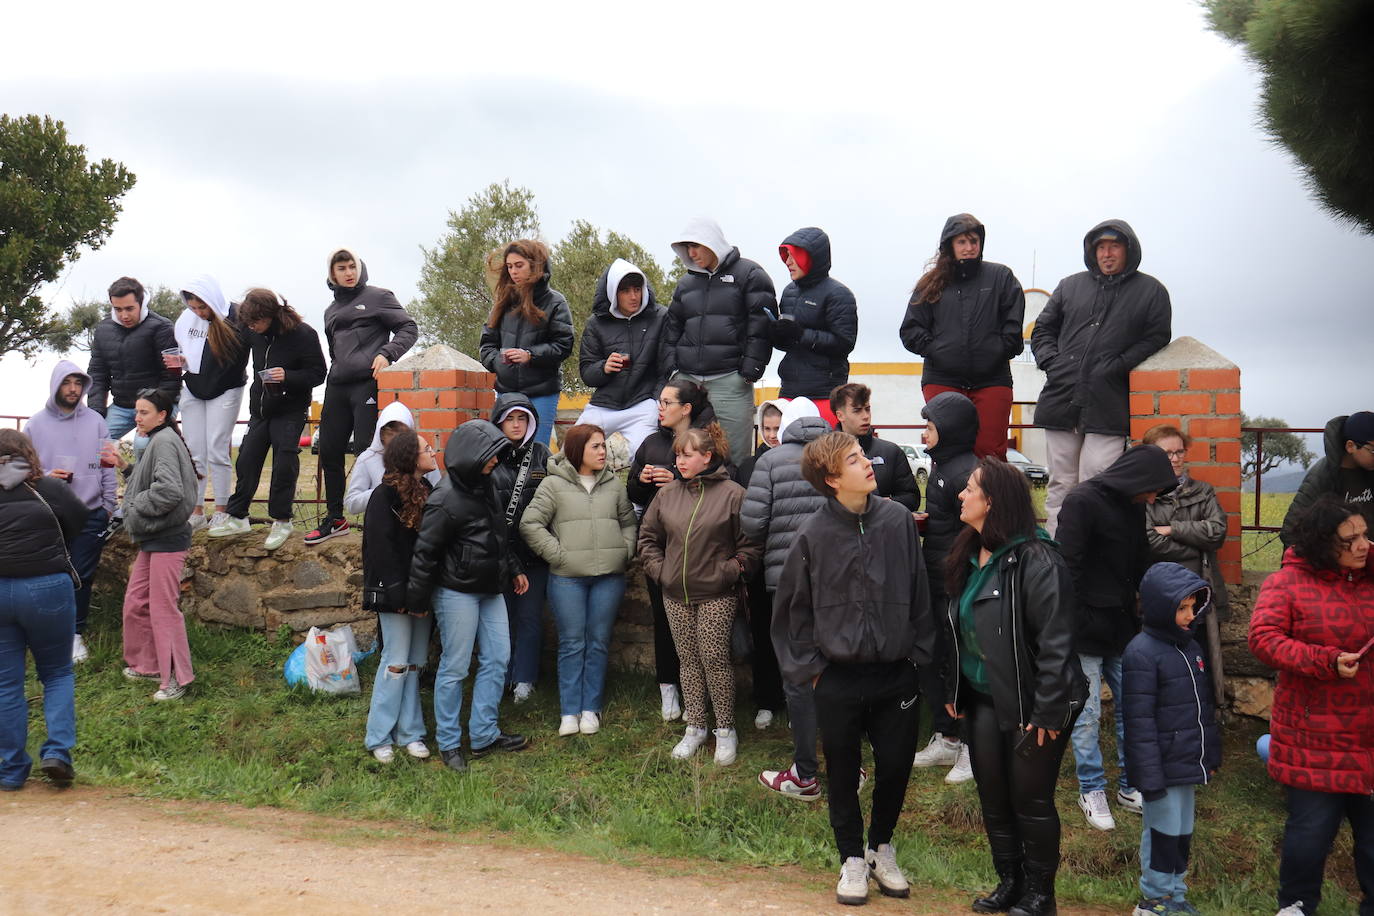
{"left": 1030, "top": 220, "right": 1171, "bottom": 435}
{"left": 1056, "top": 444, "right": 1177, "bottom": 656}
{"left": 773, "top": 227, "right": 858, "bottom": 399}
{"left": 323, "top": 257, "right": 419, "bottom": 386}
{"left": 577, "top": 265, "right": 669, "bottom": 410}
{"left": 488, "top": 392, "right": 552, "bottom": 569}
{"left": 478, "top": 265, "right": 575, "bottom": 398}
{"left": 920, "top": 391, "right": 980, "bottom": 596}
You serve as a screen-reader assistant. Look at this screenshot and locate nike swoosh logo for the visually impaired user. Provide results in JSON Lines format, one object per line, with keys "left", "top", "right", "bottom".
{"left": 900, "top": 695, "right": 918, "bottom": 710}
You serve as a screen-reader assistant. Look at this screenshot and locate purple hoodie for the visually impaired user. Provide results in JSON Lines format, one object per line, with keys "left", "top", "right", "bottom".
{"left": 23, "top": 359, "right": 118, "bottom": 514}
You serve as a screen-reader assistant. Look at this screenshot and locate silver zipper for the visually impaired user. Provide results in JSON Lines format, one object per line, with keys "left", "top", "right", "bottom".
{"left": 1178, "top": 644, "right": 1209, "bottom": 784}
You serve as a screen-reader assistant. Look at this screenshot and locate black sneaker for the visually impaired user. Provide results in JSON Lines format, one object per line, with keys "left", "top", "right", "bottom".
{"left": 303, "top": 517, "right": 349, "bottom": 545}
{"left": 440, "top": 747, "right": 468, "bottom": 773}
{"left": 40, "top": 757, "right": 75, "bottom": 788}
{"left": 469, "top": 733, "right": 530, "bottom": 758}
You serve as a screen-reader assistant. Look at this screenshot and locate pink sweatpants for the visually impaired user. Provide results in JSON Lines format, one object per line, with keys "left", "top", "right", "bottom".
{"left": 122, "top": 550, "right": 194, "bottom": 689}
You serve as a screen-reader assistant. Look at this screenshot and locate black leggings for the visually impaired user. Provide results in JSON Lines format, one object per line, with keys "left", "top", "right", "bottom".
{"left": 966, "top": 690, "right": 1073, "bottom": 878}
{"left": 644, "top": 578, "right": 679, "bottom": 686}
{"left": 747, "top": 572, "right": 784, "bottom": 712}
{"left": 318, "top": 378, "right": 379, "bottom": 519}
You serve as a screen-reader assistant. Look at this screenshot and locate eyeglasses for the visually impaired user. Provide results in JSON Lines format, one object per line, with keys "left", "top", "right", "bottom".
{"left": 1163, "top": 449, "right": 1188, "bottom": 459}
{"left": 658, "top": 398, "right": 681, "bottom": 407}
{"left": 1358, "top": 443, "right": 1374, "bottom": 455}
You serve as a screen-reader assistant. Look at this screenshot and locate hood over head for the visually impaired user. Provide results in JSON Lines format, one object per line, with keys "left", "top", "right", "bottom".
{"left": 444, "top": 420, "right": 512, "bottom": 489}
{"left": 491, "top": 391, "right": 539, "bottom": 448}
{"left": 755, "top": 398, "right": 789, "bottom": 446}
{"left": 1082, "top": 219, "right": 1142, "bottom": 278}
{"left": 46, "top": 359, "right": 90, "bottom": 416}
{"left": 0, "top": 456, "right": 33, "bottom": 491}
{"left": 180, "top": 275, "right": 230, "bottom": 319}
{"left": 367, "top": 401, "right": 417, "bottom": 455}
{"left": 326, "top": 247, "right": 370, "bottom": 299}
{"left": 778, "top": 227, "right": 832, "bottom": 283}
{"left": 1139, "top": 561, "right": 1211, "bottom": 645}
{"left": 176, "top": 275, "right": 231, "bottom": 375}
{"left": 671, "top": 218, "right": 731, "bottom": 274}
{"left": 595, "top": 258, "right": 657, "bottom": 319}
{"left": 939, "top": 213, "right": 986, "bottom": 251}
{"left": 921, "top": 391, "right": 979, "bottom": 464}
{"left": 779, "top": 397, "right": 829, "bottom": 445}
{"left": 1091, "top": 443, "right": 1177, "bottom": 500}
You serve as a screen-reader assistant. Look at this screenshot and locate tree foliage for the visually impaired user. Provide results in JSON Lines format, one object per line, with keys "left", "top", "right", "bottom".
{"left": 1203, "top": 0, "right": 1374, "bottom": 234}
{"left": 1240, "top": 412, "right": 1315, "bottom": 482}
{"left": 413, "top": 182, "right": 679, "bottom": 392}
{"left": 0, "top": 114, "right": 137, "bottom": 358}
{"left": 46, "top": 286, "right": 184, "bottom": 354}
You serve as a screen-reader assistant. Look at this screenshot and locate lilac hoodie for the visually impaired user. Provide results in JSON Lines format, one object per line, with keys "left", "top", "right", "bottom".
{"left": 23, "top": 359, "right": 118, "bottom": 514}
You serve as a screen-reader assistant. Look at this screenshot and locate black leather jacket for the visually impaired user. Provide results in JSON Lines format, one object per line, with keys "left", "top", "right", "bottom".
{"left": 942, "top": 537, "right": 1087, "bottom": 732}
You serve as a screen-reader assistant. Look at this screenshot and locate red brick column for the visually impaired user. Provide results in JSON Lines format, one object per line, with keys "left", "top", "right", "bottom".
{"left": 375, "top": 365, "right": 496, "bottom": 468}
{"left": 1129, "top": 341, "right": 1242, "bottom": 584}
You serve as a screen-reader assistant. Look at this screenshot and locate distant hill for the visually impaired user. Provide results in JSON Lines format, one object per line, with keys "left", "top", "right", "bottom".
{"left": 1243, "top": 468, "right": 1307, "bottom": 493}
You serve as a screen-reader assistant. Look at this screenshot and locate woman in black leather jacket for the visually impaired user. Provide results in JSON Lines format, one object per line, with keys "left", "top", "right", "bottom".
{"left": 942, "top": 458, "right": 1086, "bottom": 916}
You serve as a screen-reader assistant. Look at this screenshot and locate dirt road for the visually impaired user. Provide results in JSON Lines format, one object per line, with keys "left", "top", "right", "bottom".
{"left": 1, "top": 786, "right": 1111, "bottom": 914}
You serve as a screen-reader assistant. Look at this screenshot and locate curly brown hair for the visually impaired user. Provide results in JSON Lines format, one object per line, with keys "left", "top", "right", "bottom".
{"left": 0, "top": 429, "right": 42, "bottom": 482}
{"left": 485, "top": 239, "right": 550, "bottom": 329}
{"left": 380, "top": 428, "right": 428, "bottom": 530}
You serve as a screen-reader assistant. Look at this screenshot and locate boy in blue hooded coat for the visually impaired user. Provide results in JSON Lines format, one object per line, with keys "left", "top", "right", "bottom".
{"left": 1122, "top": 562, "right": 1222, "bottom": 916}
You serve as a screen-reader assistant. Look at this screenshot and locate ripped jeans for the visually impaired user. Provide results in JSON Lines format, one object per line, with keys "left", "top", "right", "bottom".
{"left": 364, "top": 611, "right": 433, "bottom": 750}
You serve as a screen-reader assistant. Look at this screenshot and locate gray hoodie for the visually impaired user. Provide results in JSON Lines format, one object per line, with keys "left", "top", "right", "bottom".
{"left": 24, "top": 360, "right": 118, "bottom": 514}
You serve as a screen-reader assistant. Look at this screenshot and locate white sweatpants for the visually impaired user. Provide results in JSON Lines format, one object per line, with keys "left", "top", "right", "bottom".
{"left": 180, "top": 386, "right": 245, "bottom": 508}
{"left": 1043, "top": 429, "right": 1127, "bottom": 535}
{"left": 576, "top": 398, "right": 661, "bottom": 460}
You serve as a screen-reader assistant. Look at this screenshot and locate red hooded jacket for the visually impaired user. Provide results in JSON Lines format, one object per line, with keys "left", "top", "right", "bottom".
{"left": 1249, "top": 548, "right": 1374, "bottom": 795}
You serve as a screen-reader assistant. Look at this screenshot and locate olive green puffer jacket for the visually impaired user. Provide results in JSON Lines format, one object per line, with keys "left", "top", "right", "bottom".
{"left": 519, "top": 453, "right": 637, "bottom": 577}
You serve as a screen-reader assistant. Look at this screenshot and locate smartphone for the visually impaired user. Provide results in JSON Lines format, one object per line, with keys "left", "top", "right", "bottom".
{"left": 1357, "top": 634, "right": 1374, "bottom": 659}
{"left": 1014, "top": 728, "right": 1038, "bottom": 759}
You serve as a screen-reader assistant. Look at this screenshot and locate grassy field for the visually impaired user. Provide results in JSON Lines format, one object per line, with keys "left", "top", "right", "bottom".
{"left": 17, "top": 592, "right": 1362, "bottom": 916}
{"left": 1240, "top": 492, "right": 1294, "bottom": 575}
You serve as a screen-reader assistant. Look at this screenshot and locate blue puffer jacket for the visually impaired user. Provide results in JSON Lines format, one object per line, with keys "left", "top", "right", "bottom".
{"left": 774, "top": 227, "right": 857, "bottom": 399}
{"left": 1122, "top": 562, "right": 1222, "bottom": 800}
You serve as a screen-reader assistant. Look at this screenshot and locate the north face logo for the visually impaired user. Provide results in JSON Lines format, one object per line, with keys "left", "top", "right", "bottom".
{"left": 719, "top": 275, "right": 735, "bottom": 283}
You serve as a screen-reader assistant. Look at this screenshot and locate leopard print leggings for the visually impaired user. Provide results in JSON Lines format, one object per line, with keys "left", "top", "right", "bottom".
{"left": 663, "top": 594, "right": 737, "bottom": 731}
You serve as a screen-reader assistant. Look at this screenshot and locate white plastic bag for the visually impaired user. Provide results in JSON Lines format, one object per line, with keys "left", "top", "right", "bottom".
{"left": 303, "top": 624, "right": 361, "bottom": 694}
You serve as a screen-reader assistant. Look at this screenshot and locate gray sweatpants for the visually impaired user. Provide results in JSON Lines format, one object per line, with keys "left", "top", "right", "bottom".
{"left": 1043, "top": 429, "right": 1127, "bottom": 535}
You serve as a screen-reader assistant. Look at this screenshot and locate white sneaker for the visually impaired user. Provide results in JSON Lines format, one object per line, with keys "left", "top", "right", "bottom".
{"left": 836, "top": 856, "right": 870, "bottom": 906}
{"left": 1275, "top": 904, "right": 1305, "bottom": 916}
{"left": 189, "top": 513, "right": 208, "bottom": 532}
{"left": 913, "top": 733, "right": 961, "bottom": 767}
{"left": 152, "top": 677, "right": 187, "bottom": 702}
{"left": 71, "top": 634, "right": 89, "bottom": 664}
{"left": 558, "top": 715, "right": 580, "bottom": 737}
{"left": 579, "top": 710, "right": 600, "bottom": 735}
{"left": 671, "top": 726, "right": 708, "bottom": 759}
{"left": 207, "top": 516, "right": 250, "bottom": 538}
{"left": 264, "top": 520, "right": 293, "bottom": 551}
{"left": 371, "top": 745, "right": 394, "bottom": 763}
{"left": 660, "top": 683, "right": 682, "bottom": 721}
{"left": 208, "top": 511, "right": 230, "bottom": 529}
{"left": 944, "top": 742, "right": 974, "bottom": 784}
{"left": 1116, "top": 787, "right": 1144, "bottom": 814}
{"left": 865, "top": 843, "right": 910, "bottom": 898}
{"left": 754, "top": 708, "right": 774, "bottom": 729}
{"left": 403, "top": 741, "right": 430, "bottom": 759}
{"left": 512, "top": 682, "right": 534, "bottom": 704}
{"left": 713, "top": 728, "right": 738, "bottom": 766}
{"left": 1078, "top": 790, "right": 1116, "bottom": 831}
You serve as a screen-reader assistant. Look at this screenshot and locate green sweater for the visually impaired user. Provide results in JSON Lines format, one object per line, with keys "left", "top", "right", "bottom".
{"left": 957, "top": 534, "right": 1034, "bottom": 694}
{"left": 519, "top": 454, "right": 638, "bottom": 578}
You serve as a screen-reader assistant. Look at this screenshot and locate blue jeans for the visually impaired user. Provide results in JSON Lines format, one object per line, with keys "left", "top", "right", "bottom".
{"left": 1071, "top": 653, "right": 1131, "bottom": 795}
{"left": 526, "top": 392, "right": 559, "bottom": 448}
{"left": 547, "top": 573, "right": 624, "bottom": 717}
{"left": 68, "top": 507, "right": 109, "bottom": 634}
{"left": 504, "top": 564, "right": 548, "bottom": 687}
{"left": 364, "top": 612, "right": 433, "bottom": 750}
{"left": 1278, "top": 786, "right": 1374, "bottom": 915}
{"left": 432, "top": 589, "right": 509, "bottom": 752}
{"left": 0, "top": 573, "right": 78, "bottom": 787}
{"left": 1140, "top": 785, "right": 1196, "bottom": 901}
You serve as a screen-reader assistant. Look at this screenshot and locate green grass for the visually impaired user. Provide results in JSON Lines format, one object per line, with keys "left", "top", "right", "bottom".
{"left": 1241, "top": 492, "right": 1294, "bottom": 574}
{"left": 18, "top": 594, "right": 1363, "bottom": 914}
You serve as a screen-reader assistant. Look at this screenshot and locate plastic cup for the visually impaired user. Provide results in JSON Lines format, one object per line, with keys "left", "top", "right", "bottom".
{"left": 259, "top": 368, "right": 281, "bottom": 393}
{"left": 100, "top": 439, "right": 119, "bottom": 468}
{"left": 54, "top": 454, "right": 78, "bottom": 481}
{"left": 162, "top": 347, "right": 184, "bottom": 374}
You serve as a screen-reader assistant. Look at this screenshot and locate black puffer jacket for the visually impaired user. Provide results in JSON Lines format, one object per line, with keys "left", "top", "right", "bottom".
{"left": 1056, "top": 444, "right": 1177, "bottom": 657}
{"left": 407, "top": 421, "right": 517, "bottom": 611}
{"left": 740, "top": 414, "right": 834, "bottom": 590}
{"left": 857, "top": 431, "right": 919, "bottom": 511}
{"left": 1123, "top": 563, "right": 1221, "bottom": 798}
{"left": 488, "top": 392, "right": 552, "bottom": 569}
{"left": 1030, "top": 219, "right": 1172, "bottom": 435}
{"left": 665, "top": 220, "right": 777, "bottom": 382}
{"left": 1281, "top": 414, "right": 1374, "bottom": 545}
{"left": 0, "top": 459, "right": 89, "bottom": 579}
{"left": 625, "top": 402, "right": 728, "bottom": 508}
{"left": 920, "top": 392, "right": 980, "bottom": 596}
{"left": 900, "top": 214, "right": 1025, "bottom": 390}
{"left": 245, "top": 320, "right": 328, "bottom": 420}
{"left": 578, "top": 260, "right": 669, "bottom": 410}
{"left": 361, "top": 479, "right": 431, "bottom": 614}
{"left": 86, "top": 311, "right": 181, "bottom": 413}
{"left": 943, "top": 535, "right": 1087, "bottom": 732}
{"left": 478, "top": 266, "right": 575, "bottom": 398}
{"left": 774, "top": 227, "right": 857, "bottom": 399}
{"left": 323, "top": 258, "right": 419, "bottom": 385}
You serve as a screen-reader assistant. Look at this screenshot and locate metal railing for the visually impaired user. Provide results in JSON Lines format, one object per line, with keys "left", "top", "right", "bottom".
{"left": 1242, "top": 425, "right": 1322, "bottom": 534}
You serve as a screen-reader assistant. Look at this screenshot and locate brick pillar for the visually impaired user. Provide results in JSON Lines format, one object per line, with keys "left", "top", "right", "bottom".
{"left": 374, "top": 345, "right": 496, "bottom": 467}
{"left": 1129, "top": 337, "right": 1242, "bottom": 585}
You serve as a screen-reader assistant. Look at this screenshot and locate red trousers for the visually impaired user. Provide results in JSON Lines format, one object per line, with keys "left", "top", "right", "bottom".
{"left": 921, "top": 383, "right": 1013, "bottom": 460}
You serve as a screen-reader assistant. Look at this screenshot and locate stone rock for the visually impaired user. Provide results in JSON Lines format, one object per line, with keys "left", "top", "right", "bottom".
{"left": 292, "top": 560, "right": 333, "bottom": 590}
{"left": 393, "top": 344, "right": 486, "bottom": 372}
{"left": 1230, "top": 677, "right": 1275, "bottom": 720}
{"left": 263, "top": 588, "right": 349, "bottom": 611}
{"left": 1134, "top": 336, "right": 1237, "bottom": 372}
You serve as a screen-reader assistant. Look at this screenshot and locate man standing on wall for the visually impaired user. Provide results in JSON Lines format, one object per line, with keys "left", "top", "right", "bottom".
{"left": 1030, "top": 220, "right": 1171, "bottom": 534}
{"left": 773, "top": 227, "right": 857, "bottom": 427}
{"left": 308, "top": 248, "right": 419, "bottom": 545}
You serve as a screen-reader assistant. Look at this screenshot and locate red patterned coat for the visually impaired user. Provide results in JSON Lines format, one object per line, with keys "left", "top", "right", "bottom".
{"left": 1249, "top": 548, "right": 1374, "bottom": 795}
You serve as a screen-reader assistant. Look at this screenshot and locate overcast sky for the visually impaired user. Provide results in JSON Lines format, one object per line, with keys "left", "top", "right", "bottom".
{"left": 3, "top": 0, "right": 1368, "bottom": 448}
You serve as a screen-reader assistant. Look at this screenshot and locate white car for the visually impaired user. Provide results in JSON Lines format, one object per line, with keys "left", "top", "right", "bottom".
{"left": 897, "top": 443, "right": 931, "bottom": 485}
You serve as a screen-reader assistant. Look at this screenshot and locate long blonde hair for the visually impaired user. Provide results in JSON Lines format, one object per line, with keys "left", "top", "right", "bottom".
{"left": 485, "top": 239, "right": 550, "bottom": 328}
